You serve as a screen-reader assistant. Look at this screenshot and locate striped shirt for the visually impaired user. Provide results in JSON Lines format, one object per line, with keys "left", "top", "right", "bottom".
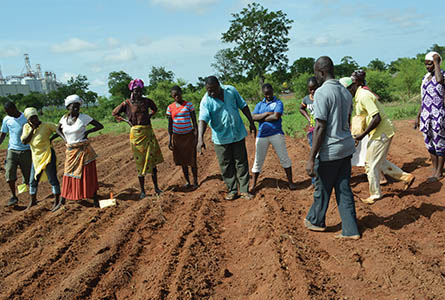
{"left": 166, "top": 101, "right": 195, "bottom": 134}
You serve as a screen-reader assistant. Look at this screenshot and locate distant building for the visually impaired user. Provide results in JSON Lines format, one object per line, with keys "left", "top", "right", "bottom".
{"left": 0, "top": 54, "right": 59, "bottom": 97}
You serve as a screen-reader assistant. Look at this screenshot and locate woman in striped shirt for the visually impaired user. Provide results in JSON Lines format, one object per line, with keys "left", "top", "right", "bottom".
{"left": 166, "top": 85, "right": 198, "bottom": 188}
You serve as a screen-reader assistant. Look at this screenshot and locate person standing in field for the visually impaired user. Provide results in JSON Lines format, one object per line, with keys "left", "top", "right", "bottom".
{"left": 350, "top": 70, "right": 415, "bottom": 204}
{"left": 197, "top": 76, "right": 256, "bottom": 200}
{"left": 415, "top": 51, "right": 445, "bottom": 182}
{"left": 0, "top": 101, "right": 32, "bottom": 207}
{"left": 250, "top": 83, "right": 295, "bottom": 192}
{"left": 299, "top": 76, "right": 319, "bottom": 186}
{"left": 21, "top": 107, "right": 61, "bottom": 210}
{"left": 55, "top": 95, "right": 103, "bottom": 211}
{"left": 305, "top": 56, "right": 360, "bottom": 240}
{"left": 112, "top": 79, "right": 164, "bottom": 198}
{"left": 166, "top": 85, "right": 198, "bottom": 188}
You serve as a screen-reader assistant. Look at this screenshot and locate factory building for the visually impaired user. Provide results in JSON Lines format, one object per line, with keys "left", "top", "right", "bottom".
{"left": 0, "top": 54, "right": 59, "bottom": 97}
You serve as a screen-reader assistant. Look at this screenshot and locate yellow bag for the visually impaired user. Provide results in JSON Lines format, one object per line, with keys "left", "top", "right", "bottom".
{"left": 351, "top": 115, "right": 366, "bottom": 136}
{"left": 17, "top": 183, "right": 28, "bottom": 194}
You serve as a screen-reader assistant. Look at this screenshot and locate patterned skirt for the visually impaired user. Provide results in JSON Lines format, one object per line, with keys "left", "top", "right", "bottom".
{"left": 130, "top": 125, "right": 164, "bottom": 175}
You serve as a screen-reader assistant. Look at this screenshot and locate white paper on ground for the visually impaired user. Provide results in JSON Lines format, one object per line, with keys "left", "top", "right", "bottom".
{"left": 351, "top": 135, "right": 368, "bottom": 167}
{"left": 99, "top": 198, "right": 116, "bottom": 209}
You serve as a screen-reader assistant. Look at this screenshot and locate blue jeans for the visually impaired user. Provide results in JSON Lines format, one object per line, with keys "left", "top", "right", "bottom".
{"left": 306, "top": 156, "right": 360, "bottom": 236}
{"left": 307, "top": 131, "right": 315, "bottom": 185}
{"left": 29, "top": 148, "right": 60, "bottom": 195}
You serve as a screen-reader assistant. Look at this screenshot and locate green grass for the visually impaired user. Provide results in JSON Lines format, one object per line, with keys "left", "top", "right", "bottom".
{"left": 0, "top": 98, "right": 420, "bottom": 150}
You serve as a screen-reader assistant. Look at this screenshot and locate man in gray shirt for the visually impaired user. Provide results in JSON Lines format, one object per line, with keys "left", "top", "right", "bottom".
{"left": 304, "top": 56, "right": 360, "bottom": 240}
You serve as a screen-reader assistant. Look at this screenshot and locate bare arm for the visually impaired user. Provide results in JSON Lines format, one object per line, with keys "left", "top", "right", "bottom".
{"left": 252, "top": 112, "right": 273, "bottom": 121}
{"left": 167, "top": 116, "right": 173, "bottom": 151}
{"left": 354, "top": 113, "right": 381, "bottom": 141}
{"left": 56, "top": 124, "right": 67, "bottom": 143}
{"left": 84, "top": 119, "right": 104, "bottom": 139}
{"left": 112, "top": 102, "right": 133, "bottom": 127}
{"left": 433, "top": 55, "right": 444, "bottom": 84}
{"left": 299, "top": 105, "right": 312, "bottom": 124}
{"left": 241, "top": 105, "right": 257, "bottom": 136}
{"left": 305, "top": 118, "right": 327, "bottom": 177}
{"left": 264, "top": 112, "right": 282, "bottom": 122}
{"left": 197, "top": 120, "right": 207, "bottom": 154}
{"left": 0, "top": 132, "right": 6, "bottom": 146}
{"left": 21, "top": 124, "right": 36, "bottom": 145}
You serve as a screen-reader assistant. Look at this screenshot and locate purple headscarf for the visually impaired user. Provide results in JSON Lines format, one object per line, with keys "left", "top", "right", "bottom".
{"left": 128, "top": 79, "right": 144, "bottom": 91}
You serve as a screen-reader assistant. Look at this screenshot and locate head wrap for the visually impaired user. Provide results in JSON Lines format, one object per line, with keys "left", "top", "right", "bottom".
{"left": 425, "top": 51, "right": 442, "bottom": 63}
{"left": 128, "top": 79, "right": 144, "bottom": 91}
{"left": 65, "top": 94, "right": 83, "bottom": 108}
{"left": 351, "top": 69, "right": 367, "bottom": 86}
{"left": 24, "top": 107, "right": 38, "bottom": 119}
{"left": 339, "top": 77, "right": 353, "bottom": 88}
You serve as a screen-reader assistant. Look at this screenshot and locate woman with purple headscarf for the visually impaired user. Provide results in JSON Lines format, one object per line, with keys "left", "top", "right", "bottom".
{"left": 415, "top": 51, "right": 445, "bottom": 182}
{"left": 112, "top": 79, "right": 164, "bottom": 197}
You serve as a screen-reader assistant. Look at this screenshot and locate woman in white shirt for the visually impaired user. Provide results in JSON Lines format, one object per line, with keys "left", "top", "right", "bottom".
{"left": 54, "top": 95, "right": 104, "bottom": 211}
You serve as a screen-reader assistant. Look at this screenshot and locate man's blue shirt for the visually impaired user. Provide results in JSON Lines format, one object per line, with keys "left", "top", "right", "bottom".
{"left": 199, "top": 85, "right": 247, "bottom": 145}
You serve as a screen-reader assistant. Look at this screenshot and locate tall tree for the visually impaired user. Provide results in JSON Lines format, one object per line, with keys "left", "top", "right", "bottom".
{"left": 211, "top": 48, "right": 244, "bottom": 82}
{"left": 221, "top": 2, "right": 293, "bottom": 85}
{"left": 290, "top": 57, "right": 315, "bottom": 76}
{"left": 148, "top": 66, "right": 174, "bottom": 90}
{"left": 367, "top": 58, "right": 387, "bottom": 71}
{"left": 108, "top": 71, "right": 132, "bottom": 99}
{"left": 335, "top": 56, "right": 359, "bottom": 77}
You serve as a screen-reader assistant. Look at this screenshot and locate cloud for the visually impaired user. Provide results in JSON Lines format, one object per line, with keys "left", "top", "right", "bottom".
{"left": 298, "top": 34, "right": 351, "bottom": 47}
{"left": 106, "top": 37, "right": 120, "bottom": 48}
{"left": 104, "top": 48, "right": 136, "bottom": 62}
{"left": 92, "top": 79, "right": 106, "bottom": 87}
{"left": 51, "top": 38, "right": 96, "bottom": 53}
{"left": 150, "top": 0, "right": 219, "bottom": 13}
{"left": 0, "top": 47, "right": 21, "bottom": 58}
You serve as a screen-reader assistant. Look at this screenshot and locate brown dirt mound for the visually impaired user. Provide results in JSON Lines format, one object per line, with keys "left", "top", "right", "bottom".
{"left": 0, "top": 120, "right": 444, "bottom": 300}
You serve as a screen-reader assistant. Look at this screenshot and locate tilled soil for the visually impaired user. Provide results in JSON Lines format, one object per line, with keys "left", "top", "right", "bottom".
{"left": 0, "top": 120, "right": 444, "bottom": 300}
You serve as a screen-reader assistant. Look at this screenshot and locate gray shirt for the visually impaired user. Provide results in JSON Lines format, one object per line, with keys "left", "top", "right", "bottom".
{"left": 313, "top": 79, "right": 355, "bottom": 161}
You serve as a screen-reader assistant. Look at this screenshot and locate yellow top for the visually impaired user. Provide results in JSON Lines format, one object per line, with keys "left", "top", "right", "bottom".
{"left": 21, "top": 122, "right": 57, "bottom": 180}
{"left": 355, "top": 87, "right": 394, "bottom": 140}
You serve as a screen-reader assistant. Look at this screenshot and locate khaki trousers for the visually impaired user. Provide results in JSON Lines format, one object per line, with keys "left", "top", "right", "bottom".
{"left": 365, "top": 136, "right": 411, "bottom": 199}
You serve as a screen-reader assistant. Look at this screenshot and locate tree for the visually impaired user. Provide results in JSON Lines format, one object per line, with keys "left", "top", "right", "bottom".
{"left": 335, "top": 56, "right": 359, "bottom": 77}
{"left": 428, "top": 43, "right": 445, "bottom": 58}
{"left": 19, "top": 93, "right": 47, "bottom": 111}
{"left": 290, "top": 57, "right": 315, "bottom": 76}
{"left": 393, "top": 58, "right": 425, "bottom": 99}
{"left": 148, "top": 66, "right": 174, "bottom": 90}
{"left": 221, "top": 2, "right": 293, "bottom": 86}
{"left": 367, "top": 58, "right": 387, "bottom": 71}
{"left": 211, "top": 48, "right": 244, "bottom": 82}
{"left": 366, "top": 70, "right": 392, "bottom": 102}
{"left": 108, "top": 71, "right": 132, "bottom": 99}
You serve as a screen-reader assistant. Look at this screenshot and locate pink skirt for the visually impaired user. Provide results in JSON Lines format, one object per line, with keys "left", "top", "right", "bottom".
{"left": 61, "top": 160, "right": 98, "bottom": 200}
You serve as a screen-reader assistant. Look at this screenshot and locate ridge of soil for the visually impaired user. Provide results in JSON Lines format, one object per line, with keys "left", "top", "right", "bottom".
{"left": 0, "top": 120, "right": 444, "bottom": 300}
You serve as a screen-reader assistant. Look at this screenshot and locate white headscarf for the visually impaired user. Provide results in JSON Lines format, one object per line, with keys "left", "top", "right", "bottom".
{"left": 65, "top": 94, "right": 83, "bottom": 107}
{"left": 425, "top": 51, "right": 442, "bottom": 63}
{"left": 24, "top": 107, "right": 38, "bottom": 119}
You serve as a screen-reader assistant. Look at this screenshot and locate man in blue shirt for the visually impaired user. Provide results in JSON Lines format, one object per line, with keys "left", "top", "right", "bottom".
{"left": 0, "top": 101, "right": 32, "bottom": 207}
{"left": 197, "top": 76, "right": 256, "bottom": 200}
{"left": 251, "top": 83, "right": 295, "bottom": 192}
{"left": 304, "top": 56, "right": 360, "bottom": 240}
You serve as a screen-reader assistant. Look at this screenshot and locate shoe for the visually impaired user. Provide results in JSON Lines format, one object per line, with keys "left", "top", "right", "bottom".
{"left": 7, "top": 197, "right": 18, "bottom": 207}
{"left": 240, "top": 192, "right": 254, "bottom": 200}
{"left": 26, "top": 199, "right": 37, "bottom": 210}
{"left": 224, "top": 192, "right": 237, "bottom": 200}
{"left": 335, "top": 233, "right": 360, "bottom": 240}
{"left": 154, "top": 188, "right": 163, "bottom": 195}
{"left": 403, "top": 175, "right": 415, "bottom": 191}
{"left": 288, "top": 182, "right": 297, "bottom": 190}
{"left": 360, "top": 197, "right": 377, "bottom": 204}
{"left": 304, "top": 219, "right": 326, "bottom": 232}
{"left": 139, "top": 192, "right": 146, "bottom": 199}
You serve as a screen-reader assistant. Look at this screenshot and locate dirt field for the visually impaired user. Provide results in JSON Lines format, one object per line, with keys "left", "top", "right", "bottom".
{"left": 0, "top": 120, "right": 444, "bottom": 300}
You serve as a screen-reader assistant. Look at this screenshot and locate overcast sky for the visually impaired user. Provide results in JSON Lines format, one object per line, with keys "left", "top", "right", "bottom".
{"left": 0, "top": 0, "right": 443, "bottom": 95}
